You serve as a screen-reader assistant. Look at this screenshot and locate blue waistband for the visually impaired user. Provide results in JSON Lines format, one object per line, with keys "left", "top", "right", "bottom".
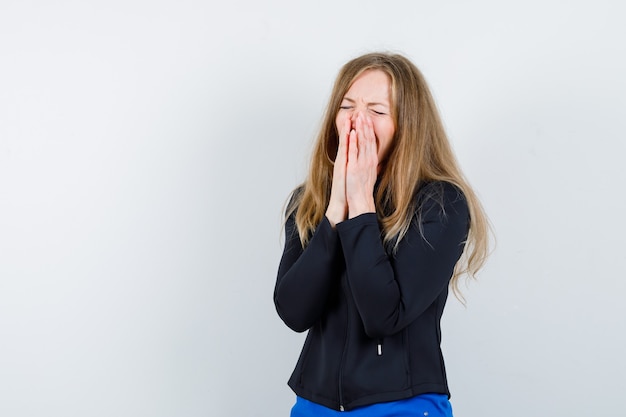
{"left": 291, "top": 394, "right": 453, "bottom": 417}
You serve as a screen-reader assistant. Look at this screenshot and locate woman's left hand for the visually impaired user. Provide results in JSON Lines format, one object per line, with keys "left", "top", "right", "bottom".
{"left": 346, "top": 113, "right": 377, "bottom": 218}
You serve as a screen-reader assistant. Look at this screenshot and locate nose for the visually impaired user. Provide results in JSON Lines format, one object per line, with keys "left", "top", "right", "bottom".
{"left": 349, "top": 109, "right": 365, "bottom": 125}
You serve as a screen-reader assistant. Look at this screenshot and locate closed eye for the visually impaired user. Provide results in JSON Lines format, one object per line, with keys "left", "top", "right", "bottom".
{"left": 371, "top": 110, "right": 386, "bottom": 115}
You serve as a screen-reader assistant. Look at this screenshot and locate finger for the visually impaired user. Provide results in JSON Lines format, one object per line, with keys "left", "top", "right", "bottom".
{"left": 354, "top": 114, "right": 373, "bottom": 161}
{"left": 358, "top": 114, "right": 374, "bottom": 144}
{"left": 347, "top": 127, "right": 358, "bottom": 164}
{"left": 363, "top": 115, "right": 378, "bottom": 162}
{"left": 338, "top": 116, "right": 351, "bottom": 146}
{"left": 334, "top": 116, "right": 351, "bottom": 167}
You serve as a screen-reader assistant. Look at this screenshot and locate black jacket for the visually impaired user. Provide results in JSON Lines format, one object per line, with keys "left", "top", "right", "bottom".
{"left": 274, "top": 182, "right": 469, "bottom": 411}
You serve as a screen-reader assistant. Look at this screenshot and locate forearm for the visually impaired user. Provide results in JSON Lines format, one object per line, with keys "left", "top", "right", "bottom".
{"left": 337, "top": 187, "right": 469, "bottom": 338}
{"left": 274, "top": 216, "right": 341, "bottom": 332}
{"left": 336, "top": 214, "right": 401, "bottom": 336}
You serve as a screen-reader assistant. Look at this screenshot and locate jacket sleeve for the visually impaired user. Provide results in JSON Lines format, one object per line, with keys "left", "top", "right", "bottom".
{"left": 274, "top": 212, "right": 342, "bottom": 333}
{"left": 335, "top": 183, "right": 469, "bottom": 338}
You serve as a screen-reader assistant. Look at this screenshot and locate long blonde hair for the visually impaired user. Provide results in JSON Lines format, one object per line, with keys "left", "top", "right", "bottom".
{"left": 287, "top": 52, "right": 491, "bottom": 299}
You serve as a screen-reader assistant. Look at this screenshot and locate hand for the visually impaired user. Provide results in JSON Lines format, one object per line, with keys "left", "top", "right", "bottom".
{"left": 346, "top": 113, "right": 377, "bottom": 218}
{"left": 325, "top": 116, "right": 351, "bottom": 227}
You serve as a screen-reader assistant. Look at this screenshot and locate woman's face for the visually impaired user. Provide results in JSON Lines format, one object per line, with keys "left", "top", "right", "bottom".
{"left": 336, "top": 69, "right": 396, "bottom": 167}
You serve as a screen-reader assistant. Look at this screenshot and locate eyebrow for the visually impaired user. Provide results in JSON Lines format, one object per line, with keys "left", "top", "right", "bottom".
{"left": 341, "top": 97, "right": 390, "bottom": 107}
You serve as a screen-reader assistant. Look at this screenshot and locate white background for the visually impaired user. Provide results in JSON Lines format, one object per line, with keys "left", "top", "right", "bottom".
{"left": 1, "top": 1, "right": 625, "bottom": 416}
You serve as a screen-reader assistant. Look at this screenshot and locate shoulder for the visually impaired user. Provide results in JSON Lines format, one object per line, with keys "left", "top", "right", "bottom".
{"left": 415, "top": 181, "right": 466, "bottom": 204}
{"left": 285, "top": 185, "right": 305, "bottom": 217}
{"left": 289, "top": 184, "right": 305, "bottom": 202}
{"left": 414, "top": 181, "right": 468, "bottom": 221}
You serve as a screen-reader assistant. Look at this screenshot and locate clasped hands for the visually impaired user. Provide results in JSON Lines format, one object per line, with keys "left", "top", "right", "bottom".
{"left": 325, "top": 112, "right": 378, "bottom": 228}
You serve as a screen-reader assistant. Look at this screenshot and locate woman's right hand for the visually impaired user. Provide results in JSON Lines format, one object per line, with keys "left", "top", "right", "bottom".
{"left": 325, "top": 117, "right": 352, "bottom": 228}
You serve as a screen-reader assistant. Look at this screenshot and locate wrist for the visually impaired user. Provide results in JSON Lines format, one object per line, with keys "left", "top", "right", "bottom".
{"left": 325, "top": 204, "right": 347, "bottom": 228}
{"left": 348, "top": 199, "right": 375, "bottom": 219}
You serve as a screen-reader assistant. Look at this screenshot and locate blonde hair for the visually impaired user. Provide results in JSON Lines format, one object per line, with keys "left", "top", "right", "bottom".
{"left": 287, "top": 52, "right": 491, "bottom": 299}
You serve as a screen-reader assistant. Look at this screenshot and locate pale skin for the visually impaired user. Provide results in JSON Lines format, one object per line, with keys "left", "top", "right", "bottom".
{"left": 326, "top": 69, "right": 396, "bottom": 227}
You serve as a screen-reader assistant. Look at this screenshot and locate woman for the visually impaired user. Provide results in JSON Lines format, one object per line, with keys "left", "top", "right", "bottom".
{"left": 274, "top": 52, "right": 490, "bottom": 417}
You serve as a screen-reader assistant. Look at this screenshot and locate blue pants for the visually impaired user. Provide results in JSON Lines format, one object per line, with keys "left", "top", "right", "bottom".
{"left": 290, "top": 394, "right": 453, "bottom": 417}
